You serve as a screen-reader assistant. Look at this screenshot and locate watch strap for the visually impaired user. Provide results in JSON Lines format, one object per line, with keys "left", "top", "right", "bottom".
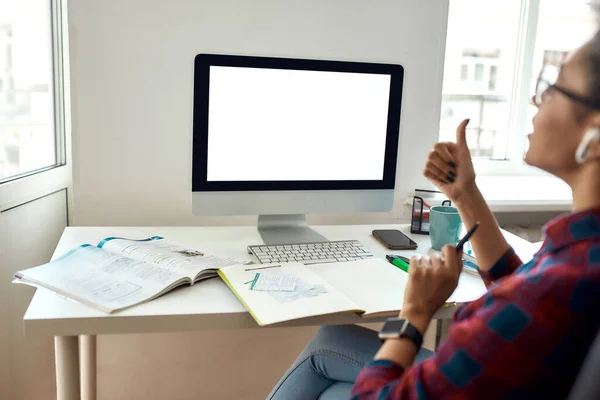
{"left": 379, "top": 317, "right": 423, "bottom": 349}
{"left": 402, "top": 320, "right": 423, "bottom": 349}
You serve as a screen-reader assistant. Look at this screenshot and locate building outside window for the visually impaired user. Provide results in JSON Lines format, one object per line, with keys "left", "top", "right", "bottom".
{"left": 0, "top": 0, "right": 60, "bottom": 182}
{"left": 440, "top": 0, "right": 597, "bottom": 169}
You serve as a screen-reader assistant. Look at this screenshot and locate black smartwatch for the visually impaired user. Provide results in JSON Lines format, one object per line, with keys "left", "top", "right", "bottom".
{"left": 378, "top": 317, "right": 423, "bottom": 349}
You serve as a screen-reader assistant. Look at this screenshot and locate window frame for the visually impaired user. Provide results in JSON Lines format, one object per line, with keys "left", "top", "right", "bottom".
{"left": 444, "top": 0, "right": 577, "bottom": 177}
{"left": 51, "top": 0, "right": 67, "bottom": 173}
{"left": 0, "top": 0, "right": 70, "bottom": 212}
{"left": 0, "top": 0, "right": 66, "bottom": 186}
{"left": 472, "top": 0, "right": 540, "bottom": 175}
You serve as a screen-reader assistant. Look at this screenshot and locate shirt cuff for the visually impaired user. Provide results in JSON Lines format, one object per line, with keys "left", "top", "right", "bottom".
{"left": 352, "top": 359, "right": 405, "bottom": 395}
{"left": 367, "top": 359, "right": 404, "bottom": 370}
{"left": 479, "top": 247, "right": 522, "bottom": 283}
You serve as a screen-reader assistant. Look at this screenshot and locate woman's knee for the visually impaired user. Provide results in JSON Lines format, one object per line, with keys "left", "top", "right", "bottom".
{"left": 307, "top": 324, "right": 379, "bottom": 355}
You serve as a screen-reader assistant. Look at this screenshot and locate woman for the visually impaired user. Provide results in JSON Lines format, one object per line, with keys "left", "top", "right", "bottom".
{"left": 267, "top": 29, "right": 600, "bottom": 400}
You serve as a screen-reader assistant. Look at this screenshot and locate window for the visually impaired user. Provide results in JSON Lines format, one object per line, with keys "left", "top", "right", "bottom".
{"left": 460, "top": 64, "right": 469, "bottom": 81}
{"left": 489, "top": 65, "right": 498, "bottom": 91}
{"left": 474, "top": 63, "right": 484, "bottom": 82}
{"left": 0, "top": 1, "right": 62, "bottom": 182}
{"left": 440, "top": 1, "right": 521, "bottom": 161}
{"left": 522, "top": 1, "right": 598, "bottom": 158}
{"left": 440, "top": 0, "right": 598, "bottom": 170}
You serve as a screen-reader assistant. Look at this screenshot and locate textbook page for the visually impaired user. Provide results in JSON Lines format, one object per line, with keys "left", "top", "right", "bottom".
{"left": 98, "top": 236, "right": 247, "bottom": 280}
{"left": 446, "top": 272, "right": 488, "bottom": 303}
{"left": 311, "top": 258, "right": 488, "bottom": 317}
{"left": 218, "top": 262, "right": 362, "bottom": 326}
{"left": 14, "top": 245, "right": 186, "bottom": 313}
{"left": 309, "top": 258, "right": 408, "bottom": 317}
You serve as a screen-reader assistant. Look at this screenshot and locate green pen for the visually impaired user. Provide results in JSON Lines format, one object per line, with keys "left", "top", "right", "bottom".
{"left": 385, "top": 255, "right": 410, "bottom": 273}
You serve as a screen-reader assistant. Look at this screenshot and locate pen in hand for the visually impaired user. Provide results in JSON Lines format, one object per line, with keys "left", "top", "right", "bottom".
{"left": 386, "top": 223, "right": 479, "bottom": 273}
{"left": 455, "top": 222, "right": 480, "bottom": 253}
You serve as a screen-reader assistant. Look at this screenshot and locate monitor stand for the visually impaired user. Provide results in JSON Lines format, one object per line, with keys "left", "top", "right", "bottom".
{"left": 257, "top": 214, "right": 329, "bottom": 245}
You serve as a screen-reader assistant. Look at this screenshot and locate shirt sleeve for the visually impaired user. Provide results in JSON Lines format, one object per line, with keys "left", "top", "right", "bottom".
{"left": 351, "top": 267, "right": 578, "bottom": 400}
{"left": 478, "top": 247, "right": 522, "bottom": 287}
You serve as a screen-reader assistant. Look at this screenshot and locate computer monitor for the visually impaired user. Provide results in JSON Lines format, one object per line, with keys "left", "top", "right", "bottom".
{"left": 192, "top": 54, "right": 404, "bottom": 245}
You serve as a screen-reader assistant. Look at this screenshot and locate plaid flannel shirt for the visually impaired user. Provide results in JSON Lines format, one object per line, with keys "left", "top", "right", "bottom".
{"left": 352, "top": 208, "right": 600, "bottom": 399}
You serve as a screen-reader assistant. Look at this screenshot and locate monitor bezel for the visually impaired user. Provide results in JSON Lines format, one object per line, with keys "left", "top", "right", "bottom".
{"left": 192, "top": 53, "right": 404, "bottom": 192}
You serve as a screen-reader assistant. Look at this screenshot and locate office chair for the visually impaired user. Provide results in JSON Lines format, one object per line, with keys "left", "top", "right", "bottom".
{"left": 567, "top": 329, "right": 600, "bottom": 399}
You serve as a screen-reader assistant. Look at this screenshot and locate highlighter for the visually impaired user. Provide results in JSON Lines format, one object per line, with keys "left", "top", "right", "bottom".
{"left": 385, "top": 255, "right": 410, "bottom": 273}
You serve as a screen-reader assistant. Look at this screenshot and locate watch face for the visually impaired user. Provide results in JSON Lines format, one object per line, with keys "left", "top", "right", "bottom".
{"left": 380, "top": 318, "right": 407, "bottom": 336}
{"left": 379, "top": 318, "right": 423, "bottom": 348}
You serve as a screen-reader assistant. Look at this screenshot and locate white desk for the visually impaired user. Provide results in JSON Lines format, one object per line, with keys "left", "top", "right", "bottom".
{"left": 23, "top": 224, "right": 534, "bottom": 400}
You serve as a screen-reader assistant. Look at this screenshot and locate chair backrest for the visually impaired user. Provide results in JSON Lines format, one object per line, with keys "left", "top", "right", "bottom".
{"left": 567, "top": 329, "right": 600, "bottom": 399}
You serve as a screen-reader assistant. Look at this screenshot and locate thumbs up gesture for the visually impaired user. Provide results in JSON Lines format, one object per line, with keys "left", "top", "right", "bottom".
{"left": 423, "top": 119, "right": 477, "bottom": 203}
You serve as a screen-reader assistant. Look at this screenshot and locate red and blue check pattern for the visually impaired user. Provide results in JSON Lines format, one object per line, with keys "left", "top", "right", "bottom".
{"left": 352, "top": 207, "right": 600, "bottom": 399}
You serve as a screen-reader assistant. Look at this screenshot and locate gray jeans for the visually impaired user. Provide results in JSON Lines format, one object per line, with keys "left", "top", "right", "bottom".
{"left": 267, "top": 324, "right": 434, "bottom": 400}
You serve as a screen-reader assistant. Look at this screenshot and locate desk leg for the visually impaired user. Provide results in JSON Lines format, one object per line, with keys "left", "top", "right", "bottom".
{"left": 435, "top": 319, "right": 452, "bottom": 350}
{"left": 80, "top": 335, "right": 97, "bottom": 400}
{"left": 435, "top": 319, "right": 443, "bottom": 350}
{"left": 55, "top": 336, "right": 81, "bottom": 400}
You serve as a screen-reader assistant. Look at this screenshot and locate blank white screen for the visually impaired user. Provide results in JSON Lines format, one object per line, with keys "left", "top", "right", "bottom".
{"left": 207, "top": 66, "right": 391, "bottom": 181}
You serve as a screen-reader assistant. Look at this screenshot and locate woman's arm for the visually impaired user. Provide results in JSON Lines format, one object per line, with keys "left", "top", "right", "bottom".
{"left": 453, "top": 186, "right": 510, "bottom": 273}
{"left": 373, "top": 310, "right": 431, "bottom": 367}
{"left": 423, "top": 119, "right": 510, "bottom": 272}
{"left": 374, "top": 246, "right": 462, "bottom": 368}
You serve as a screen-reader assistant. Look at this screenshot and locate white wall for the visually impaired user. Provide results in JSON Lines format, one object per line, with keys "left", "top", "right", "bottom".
{"left": 69, "top": 0, "right": 449, "bottom": 226}
{"left": 0, "top": 190, "right": 68, "bottom": 400}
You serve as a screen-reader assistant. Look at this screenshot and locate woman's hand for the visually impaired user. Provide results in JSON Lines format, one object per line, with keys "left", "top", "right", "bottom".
{"left": 401, "top": 245, "right": 463, "bottom": 326}
{"left": 423, "top": 119, "right": 476, "bottom": 204}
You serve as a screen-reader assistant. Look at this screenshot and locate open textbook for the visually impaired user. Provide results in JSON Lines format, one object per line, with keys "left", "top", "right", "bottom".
{"left": 13, "top": 236, "right": 248, "bottom": 313}
{"left": 218, "top": 258, "right": 488, "bottom": 326}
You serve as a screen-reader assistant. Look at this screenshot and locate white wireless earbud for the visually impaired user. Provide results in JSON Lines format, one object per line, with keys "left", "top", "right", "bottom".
{"left": 575, "top": 128, "right": 600, "bottom": 164}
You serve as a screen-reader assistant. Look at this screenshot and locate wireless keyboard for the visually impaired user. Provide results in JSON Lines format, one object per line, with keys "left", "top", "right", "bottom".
{"left": 247, "top": 240, "right": 375, "bottom": 265}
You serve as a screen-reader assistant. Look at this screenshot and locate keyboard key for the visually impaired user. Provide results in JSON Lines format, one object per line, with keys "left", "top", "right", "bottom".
{"left": 304, "top": 258, "right": 338, "bottom": 264}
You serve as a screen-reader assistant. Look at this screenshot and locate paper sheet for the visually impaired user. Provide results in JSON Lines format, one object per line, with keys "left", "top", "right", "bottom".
{"left": 219, "top": 263, "right": 360, "bottom": 325}
{"left": 309, "top": 258, "right": 408, "bottom": 316}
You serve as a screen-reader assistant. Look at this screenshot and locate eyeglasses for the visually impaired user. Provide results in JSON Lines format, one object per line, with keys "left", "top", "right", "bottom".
{"left": 534, "top": 65, "right": 600, "bottom": 109}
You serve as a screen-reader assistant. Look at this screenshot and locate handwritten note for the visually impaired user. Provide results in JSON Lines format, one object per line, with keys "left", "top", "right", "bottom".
{"left": 250, "top": 273, "right": 298, "bottom": 292}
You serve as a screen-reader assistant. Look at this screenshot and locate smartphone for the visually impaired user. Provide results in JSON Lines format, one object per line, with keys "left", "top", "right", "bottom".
{"left": 372, "top": 229, "right": 418, "bottom": 250}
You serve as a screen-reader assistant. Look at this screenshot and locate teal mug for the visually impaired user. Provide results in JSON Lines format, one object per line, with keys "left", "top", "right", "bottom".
{"left": 429, "top": 206, "right": 462, "bottom": 250}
